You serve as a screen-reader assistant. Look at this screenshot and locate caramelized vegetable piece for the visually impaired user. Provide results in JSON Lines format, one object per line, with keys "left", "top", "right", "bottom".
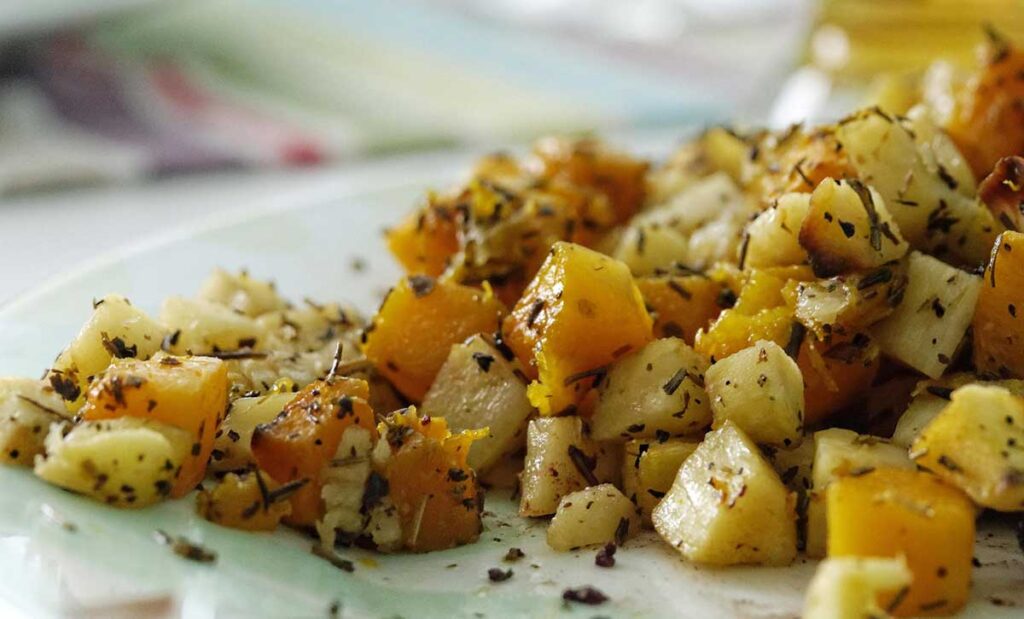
{"left": 381, "top": 410, "right": 482, "bottom": 552}
{"left": 827, "top": 469, "right": 975, "bottom": 617}
{"left": 946, "top": 37, "right": 1024, "bottom": 178}
{"left": 503, "top": 242, "right": 653, "bottom": 415}
{"left": 251, "top": 377, "right": 375, "bottom": 525}
{"left": 196, "top": 470, "right": 292, "bottom": 531}
{"left": 386, "top": 202, "right": 461, "bottom": 277}
{"left": 79, "top": 354, "right": 228, "bottom": 497}
{"left": 636, "top": 273, "right": 729, "bottom": 343}
{"left": 363, "top": 275, "right": 505, "bottom": 401}
{"left": 978, "top": 156, "right": 1024, "bottom": 233}
{"left": 973, "top": 231, "right": 1024, "bottom": 378}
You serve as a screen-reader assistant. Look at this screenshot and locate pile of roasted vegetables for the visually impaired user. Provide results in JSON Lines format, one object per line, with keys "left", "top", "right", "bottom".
{"left": 3, "top": 33, "right": 1024, "bottom": 618}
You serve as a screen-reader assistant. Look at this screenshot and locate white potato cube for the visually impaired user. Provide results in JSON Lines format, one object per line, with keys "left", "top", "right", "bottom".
{"left": 803, "top": 556, "right": 912, "bottom": 619}
{"left": 622, "top": 439, "right": 699, "bottom": 525}
{"left": 0, "top": 378, "right": 69, "bottom": 465}
{"left": 210, "top": 393, "right": 294, "bottom": 473}
{"left": 547, "top": 484, "right": 640, "bottom": 551}
{"left": 520, "top": 417, "right": 595, "bottom": 517}
{"left": 744, "top": 192, "right": 810, "bottom": 269}
{"left": 198, "top": 268, "right": 286, "bottom": 317}
{"left": 160, "top": 296, "right": 269, "bottom": 355}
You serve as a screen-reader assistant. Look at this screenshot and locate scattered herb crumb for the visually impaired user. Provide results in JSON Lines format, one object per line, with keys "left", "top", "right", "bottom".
{"left": 595, "top": 543, "right": 616, "bottom": 568}
{"left": 154, "top": 530, "right": 216, "bottom": 563}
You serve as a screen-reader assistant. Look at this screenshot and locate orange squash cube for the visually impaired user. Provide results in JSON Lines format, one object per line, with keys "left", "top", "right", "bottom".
{"left": 386, "top": 203, "right": 461, "bottom": 277}
{"left": 973, "top": 231, "right": 1024, "bottom": 378}
{"left": 636, "top": 273, "right": 729, "bottom": 344}
{"left": 80, "top": 354, "right": 228, "bottom": 497}
{"left": 503, "top": 242, "right": 653, "bottom": 415}
{"left": 827, "top": 468, "right": 975, "bottom": 617}
{"left": 363, "top": 276, "right": 505, "bottom": 401}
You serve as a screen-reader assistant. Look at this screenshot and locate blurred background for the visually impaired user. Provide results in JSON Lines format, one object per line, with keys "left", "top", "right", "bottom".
{"left": 0, "top": 0, "right": 1019, "bottom": 296}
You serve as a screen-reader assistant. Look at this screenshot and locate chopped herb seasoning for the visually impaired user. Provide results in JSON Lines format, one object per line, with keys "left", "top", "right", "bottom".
{"left": 926, "top": 386, "right": 953, "bottom": 400}
{"left": 48, "top": 372, "right": 80, "bottom": 402}
{"left": 154, "top": 530, "right": 217, "bottom": 563}
{"left": 662, "top": 368, "right": 688, "bottom": 396}
{"left": 487, "top": 567, "right": 513, "bottom": 582}
{"left": 504, "top": 547, "right": 525, "bottom": 562}
{"left": 408, "top": 275, "right": 436, "bottom": 297}
{"left": 614, "top": 517, "right": 630, "bottom": 545}
{"left": 562, "top": 366, "right": 608, "bottom": 388}
{"left": 567, "top": 445, "right": 600, "bottom": 486}
{"left": 362, "top": 471, "right": 390, "bottom": 512}
{"left": 312, "top": 544, "right": 355, "bottom": 572}
{"left": 472, "top": 352, "right": 495, "bottom": 373}
{"left": 101, "top": 334, "right": 138, "bottom": 359}
{"left": 595, "top": 542, "right": 616, "bottom": 567}
{"left": 784, "top": 322, "right": 806, "bottom": 360}
{"left": 562, "top": 586, "right": 609, "bottom": 606}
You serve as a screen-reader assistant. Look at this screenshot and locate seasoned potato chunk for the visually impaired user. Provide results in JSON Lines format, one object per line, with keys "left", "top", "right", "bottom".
{"left": 503, "top": 242, "right": 652, "bottom": 415}
{"left": 828, "top": 469, "right": 975, "bottom": 616}
{"left": 912, "top": 384, "right": 1024, "bottom": 511}
{"left": 744, "top": 193, "right": 810, "bottom": 269}
{"left": 799, "top": 179, "right": 908, "bottom": 277}
{"left": 160, "top": 296, "right": 269, "bottom": 355}
{"left": 48, "top": 295, "right": 165, "bottom": 411}
{"left": 210, "top": 393, "right": 293, "bottom": 473}
{"left": 622, "top": 439, "right": 699, "bottom": 525}
{"left": 973, "top": 231, "right": 1024, "bottom": 378}
{"left": 420, "top": 335, "right": 532, "bottom": 472}
{"left": 79, "top": 354, "right": 228, "bottom": 497}
{"left": 196, "top": 470, "right": 292, "bottom": 531}
{"left": 706, "top": 340, "right": 804, "bottom": 447}
{"left": 35, "top": 417, "right": 192, "bottom": 508}
{"left": 197, "top": 268, "right": 287, "bottom": 317}
{"left": 872, "top": 252, "right": 982, "bottom": 378}
{"left": 0, "top": 378, "right": 68, "bottom": 465}
{"left": 591, "top": 338, "right": 711, "bottom": 442}
{"left": 636, "top": 272, "right": 729, "bottom": 343}
{"left": 547, "top": 484, "right": 640, "bottom": 551}
{"left": 788, "top": 264, "right": 906, "bottom": 340}
{"left": 653, "top": 422, "right": 797, "bottom": 566}
{"left": 803, "top": 556, "right": 912, "bottom": 619}
{"left": 805, "top": 428, "right": 913, "bottom": 558}
{"left": 363, "top": 275, "right": 505, "bottom": 401}
{"left": 520, "top": 417, "right": 600, "bottom": 517}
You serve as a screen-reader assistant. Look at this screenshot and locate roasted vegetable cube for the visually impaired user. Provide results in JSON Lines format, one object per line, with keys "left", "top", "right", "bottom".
{"left": 547, "top": 484, "right": 640, "bottom": 551}
{"left": 79, "top": 354, "right": 228, "bottom": 496}
{"left": 520, "top": 416, "right": 601, "bottom": 517}
{"left": 744, "top": 193, "right": 810, "bottom": 269}
{"left": 421, "top": 335, "right": 532, "bottom": 472}
{"left": 912, "top": 383, "right": 1024, "bottom": 511}
{"left": 652, "top": 422, "right": 797, "bottom": 566}
{"left": 973, "top": 231, "right": 1024, "bottom": 378}
{"left": 873, "top": 251, "right": 982, "bottom": 378}
{"left": 827, "top": 469, "right": 975, "bottom": 616}
{"left": 197, "top": 268, "right": 287, "bottom": 317}
{"left": 706, "top": 340, "right": 804, "bottom": 447}
{"left": 591, "top": 338, "right": 711, "bottom": 442}
{"left": 803, "top": 556, "right": 912, "bottom": 619}
{"left": 160, "top": 297, "right": 269, "bottom": 355}
{"left": 0, "top": 378, "right": 68, "bottom": 466}
{"left": 636, "top": 272, "right": 729, "bottom": 343}
{"left": 196, "top": 470, "right": 292, "bottom": 531}
{"left": 386, "top": 202, "right": 460, "bottom": 277}
{"left": 363, "top": 275, "right": 505, "bottom": 401}
{"left": 622, "top": 439, "right": 699, "bottom": 525}
{"left": 210, "top": 393, "right": 293, "bottom": 473}
{"left": 503, "top": 242, "right": 652, "bottom": 415}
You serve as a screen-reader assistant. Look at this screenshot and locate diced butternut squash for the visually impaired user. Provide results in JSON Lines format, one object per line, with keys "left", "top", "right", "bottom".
{"left": 653, "top": 422, "right": 797, "bottom": 566}
{"left": 251, "top": 377, "right": 375, "bottom": 525}
{"left": 873, "top": 252, "right": 982, "bottom": 379}
{"left": 35, "top": 417, "right": 193, "bottom": 508}
{"left": 804, "top": 556, "right": 912, "bottom": 619}
{"left": 386, "top": 202, "right": 461, "bottom": 277}
{"left": 503, "top": 242, "right": 653, "bottom": 415}
{"left": 591, "top": 338, "right": 711, "bottom": 441}
{"left": 622, "top": 439, "right": 699, "bottom": 525}
{"left": 420, "top": 335, "right": 532, "bottom": 472}
{"left": 978, "top": 156, "right": 1024, "bottom": 233}
{"left": 973, "top": 231, "right": 1024, "bottom": 378}
{"left": 79, "top": 354, "right": 228, "bottom": 497}
{"left": 196, "top": 470, "right": 292, "bottom": 531}
{"left": 912, "top": 384, "right": 1024, "bottom": 511}
{"left": 363, "top": 275, "right": 505, "bottom": 401}
{"left": 547, "top": 484, "right": 640, "bottom": 551}
{"left": 380, "top": 409, "right": 482, "bottom": 552}
{"left": 636, "top": 273, "right": 729, "bottom": 343}
{"left": 210, "top": 393, "right": 293, "bottom": 473}
{"left": 0, "top": 378, "right": 68, "bottom": 466}
{"left": 827, "top": 468, "right": 975, "bottom": 616}
{"left": 706, "top": 340, "right": 804, "bottom": 447}
{"left": 48, "top": 295, "right": 165, "bottom": 411}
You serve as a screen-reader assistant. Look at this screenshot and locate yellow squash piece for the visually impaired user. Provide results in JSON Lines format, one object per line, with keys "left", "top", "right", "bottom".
{"left": 973, "top": 231, "right": 1024, "bottom": 378}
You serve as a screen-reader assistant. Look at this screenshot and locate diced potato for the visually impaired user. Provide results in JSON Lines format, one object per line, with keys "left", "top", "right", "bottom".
{"left": 503, "top": 242, "right": 653, "bottom": 416}
{"left": 35, "top": 417, "right": 192, "bottom": 508}
{"left": 706, "top": 340, "right": 804, "bottom": 447}
{"left": 197, "top": 268, "right": 287, "bottom": 317}
{"left": 520, "top": 417, "right": 599, "bottom": 517}
{"left": 653, "top": 422, "right": 797, "bottom": 566}
{"left": 160, "top": 296, "right": 269, "bottom": 355}
{"left": 622, "top": 439, "right": 699, "bottom": 525}
{"left": 803, "top": 556, "right": 912, "bottom": 619}
{"left": 420, "top": 335, "right": 532, "bottom": 472}
{"left": 48, "top": 295, "right": 165, "bottom": 410}
{"left": 196, "top": 470, "right": 291, "bottom": 531}
{"left": 905, "top": 105, "right": 976, "bottom": 197}
{"left": 79, "top": 354, "right": 228, "bottom": 496}
{"left": 636, "top": 272, "right": 728, "bottom": 343}
{"left": 744, "top": 193, "right": 810, "bottom": 269}
{"left": 363, "top": 275, "right": 505, "bottom": 401}
{"left": 912, "top": 384, "right": 1024, "bottom": 511}
{"left": 591, "top": 338, "right": 711, "bottom": 442}
{"left": 806, "top": 428, "right": 913, "bottom": 558}
{"left": 317, "top": 426, "right": 375, "bottom": 548}
{"left": 0, "top": 378, "right": 68, "bottom": 465}
{"left": 828, "top": 469, "right": 975, "bottom": 616}
{"left": 973, "top": 231, "right": 1024, "bottom": 378}
{"left": 210, "top": 393, "right": 293, "bottom": 473}
{"left": 547, "top": 484, "right": 640, "bottom": 551}
{"left": 614, "top": 224, "right": 690, "bottom": 277}
{"left": 788, "top": 264, "right": 907, "bottom": 340}
{"left": 889, "top": 373, "right": 976, "bottom": 448}
{"left": 799, "top": 179, "right": 908, "bottom": 277}
{"left": 872, "top": 252, "right": 982, "bottom": 378}
{"left": 251, "top": 377, "right": 376, "bottom": 525}
{"left": 766, "top": 439, "right": 815, "bottom": 494}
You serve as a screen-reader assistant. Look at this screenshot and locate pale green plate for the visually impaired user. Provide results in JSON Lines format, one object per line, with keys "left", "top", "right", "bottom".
{"left": 0, "top": 154, "right": 1020, "bottom": 618}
